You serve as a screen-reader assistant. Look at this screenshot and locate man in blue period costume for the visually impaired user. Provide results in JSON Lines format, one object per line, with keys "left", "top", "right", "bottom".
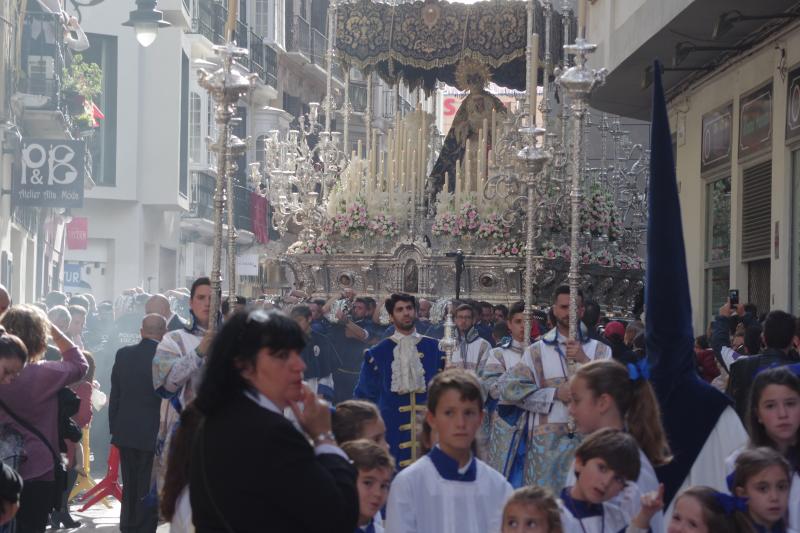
{"left": 354, "top": 293, "right": 446, "bottom": 468}
{"left": 497, "top": 287, "right": 611, "bottom": 492}
{"left": 646, "top": 61, "right": 747, "bottom": 513}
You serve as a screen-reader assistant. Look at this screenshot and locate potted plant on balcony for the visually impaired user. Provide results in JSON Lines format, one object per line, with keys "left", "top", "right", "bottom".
{"left": 62, "top": 54, "right": 103, "bottom": 121}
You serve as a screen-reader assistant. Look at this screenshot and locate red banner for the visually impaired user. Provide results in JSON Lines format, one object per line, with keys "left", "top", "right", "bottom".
{"left": 66, "top": 217, "right": 88, "bottom": 250}
{"left": 250, "top": 192, "right": 269, "bottom": 244}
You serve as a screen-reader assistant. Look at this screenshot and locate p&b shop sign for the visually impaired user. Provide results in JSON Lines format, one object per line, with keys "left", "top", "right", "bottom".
{"left": 12, "top": 139, "right": 85, "bottom": 207}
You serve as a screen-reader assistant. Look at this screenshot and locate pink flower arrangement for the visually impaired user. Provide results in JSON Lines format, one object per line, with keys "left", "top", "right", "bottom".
{"left": 477, "top": 213, "right": 512, "bottom": 240}
{"left": 459, "top": 202, "right": 481, "bottom": 232}
{"left": 432, "top": 211, "right": 467, "bottom": 237}
{"left": 617, "top": 254, "right": 645, "bottom": 270}
{"left": 540, "top": 241, "right": 571, "bottom": 260}
{"left": 330, "top": 199, "right": 369, "bottom": 237}
{"left": 491, "top": 240, "right": 525, "bottom": 257}
{"left": 368, "top": 213, "right": 399, "bottom": 237}
{"left": 287, "top": 235, "right": 332, "bottom": 255}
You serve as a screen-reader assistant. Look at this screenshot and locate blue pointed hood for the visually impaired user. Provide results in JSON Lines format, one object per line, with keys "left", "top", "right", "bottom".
{"left": 645, "top": 60, "right": 696, "bottom": 396}
{"left": 646, "top": 60, "right": 733, "bottom": 506}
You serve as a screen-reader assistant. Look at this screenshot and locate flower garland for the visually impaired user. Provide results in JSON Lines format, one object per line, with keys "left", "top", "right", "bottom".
{"left": 580, "top": 189, "right": 612, "bottom": 237}
{"left": 460, "top": 202, "right": 481, "bottom": 232}
{"left": 477, "top": 213, "right": 512, "bottom": 239}
{"left": 491, "top": 240, "right": 525, "bottom": 257}
{"left": 431, "top": 211, "right": 466, "bottom": 236}
{"left": 368, "top": 213, "right": 399, "bottom": 237}
{"left": 287, "top": 235, "right": 332, "bottom": 255}
{"left": 330, "top": 199, "right": 369, "bottom": 237}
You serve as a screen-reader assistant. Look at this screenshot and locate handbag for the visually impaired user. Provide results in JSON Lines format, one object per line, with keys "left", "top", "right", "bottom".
{"left": 0, "top": 397, "right": 67, "bottom": 510}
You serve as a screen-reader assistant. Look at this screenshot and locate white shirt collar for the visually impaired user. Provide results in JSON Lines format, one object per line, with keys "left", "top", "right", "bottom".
{"left": 390, "top": 328, "right": 419, "bottom": 343}
{"left": 243, "top": 389, "right": 283, "bottom": 415}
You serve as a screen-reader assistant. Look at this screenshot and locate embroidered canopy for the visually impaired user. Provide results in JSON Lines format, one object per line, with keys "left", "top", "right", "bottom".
{"left": 335, "top": 0, "right": 570, "bottom": 92}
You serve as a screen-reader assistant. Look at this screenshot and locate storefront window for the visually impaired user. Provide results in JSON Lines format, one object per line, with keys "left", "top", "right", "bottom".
{"left": 705, "top": 266, "right": 731, "bottom": 325}
{"left": 704, "top": 176, "right": 731, "bottom": 322}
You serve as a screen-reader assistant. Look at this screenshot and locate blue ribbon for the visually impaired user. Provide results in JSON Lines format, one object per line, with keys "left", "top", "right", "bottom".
{"left": 626, "top": 358, "right": 650, "bottom": 381}
{"left": 713, "top": 492, "right": 748, "bottom": 515}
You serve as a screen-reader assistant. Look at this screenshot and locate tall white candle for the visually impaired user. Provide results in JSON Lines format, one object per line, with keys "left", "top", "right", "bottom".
{"left": 530, "top": 33, "right": 539, "bottom": 126}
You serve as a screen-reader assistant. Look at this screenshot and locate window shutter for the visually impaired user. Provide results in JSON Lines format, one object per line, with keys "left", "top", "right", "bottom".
{"left": 741, "top": 161, "right": 772, "bottom": 261}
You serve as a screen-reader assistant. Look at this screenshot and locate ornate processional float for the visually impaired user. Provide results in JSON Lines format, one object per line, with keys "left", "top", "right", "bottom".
{"left": 250, "top": 0, "right": 648, "bottom": 334}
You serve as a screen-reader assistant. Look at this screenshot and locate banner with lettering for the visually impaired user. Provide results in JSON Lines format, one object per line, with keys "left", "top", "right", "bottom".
{"left": 66, "top": 217, "right": 88, "bottom": 250}
{"left": 739, "top": 83, "right": 772, "bottom": 160}
{"left": 786, "top": 65, "right": 800, "bottom": 141}
{"left": 12, "top": 139, "right": 85, "bottom": 207}
{"left": 701, "top": 102, "right": 732, "bottom": 173}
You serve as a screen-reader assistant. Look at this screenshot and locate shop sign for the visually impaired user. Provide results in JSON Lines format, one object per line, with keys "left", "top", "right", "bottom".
{"left": 701, "top": 102, "right": 732, "bottom": 172}
{"left": 66, "top": 217, "right": 88, "bottom": 250}
{"left": 12, "top": 139, "right": 85, "bottom": 207}
{"left": 739, "top": 83, "right": 772, "bottom": 159}
{"left": 786, "top": 65, "right": 800, "bottom": 141}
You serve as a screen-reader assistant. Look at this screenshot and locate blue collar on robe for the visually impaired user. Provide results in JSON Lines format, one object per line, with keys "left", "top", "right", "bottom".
{"left": 751, "top": 521, "right": 787, "bottom": 533}
{"left": 428, "top": 446, "right": 477, "bottom": 481}
{"left": 559, "top": 488, "right": 604, "bottom": 518}
{"left": 355, "top": 519, "right": 377, "bottom": 533}
{"left": 541, "top": 324, "right": 589, "bottom": 346}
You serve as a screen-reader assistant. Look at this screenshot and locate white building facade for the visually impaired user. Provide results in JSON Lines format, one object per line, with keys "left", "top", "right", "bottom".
{"left": 587, "top": 0, "right": 800, "bottom": 332}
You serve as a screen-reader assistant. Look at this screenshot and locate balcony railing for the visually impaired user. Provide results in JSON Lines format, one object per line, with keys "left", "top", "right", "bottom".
{"left": 191, "top": 172, "right": 253, "bottom": 232}
{"left": 11, "top": 206, "right": 39, "bottom": 235}
{"left": 194, "top": 0, "right": 247, "bottom": 46}
{"left": 264, "top": 45, "right": 278, "bottom": 88}
{"left": 350, "top": 81, "right": 368, "bottom": 113}
{"left": 20, "top": 11, "right": 68, "bottom": 112}
{"left": 287, "top": 15, "right": 311, "bottom": 57}
{"left": 249, "top": 30, "right": 265, "bottom": 81}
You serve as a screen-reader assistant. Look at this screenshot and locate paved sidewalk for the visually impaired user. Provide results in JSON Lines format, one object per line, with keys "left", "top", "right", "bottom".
{"left": 46, "top": 495, "right": 169, "bottom": 532}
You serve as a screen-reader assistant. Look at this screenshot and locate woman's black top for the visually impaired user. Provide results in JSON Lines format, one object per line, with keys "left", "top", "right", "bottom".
{"left": 190, "top": 392, "right": 358, "bottom": 533}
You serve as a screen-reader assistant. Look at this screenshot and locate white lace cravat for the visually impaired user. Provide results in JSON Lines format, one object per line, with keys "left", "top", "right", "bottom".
{"left": 390, "top": 333, "right": 427, "bottom": 394}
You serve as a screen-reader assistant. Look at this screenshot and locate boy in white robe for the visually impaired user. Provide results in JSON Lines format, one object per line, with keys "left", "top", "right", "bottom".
{"left": 560, "top": 428, "right": 664, "bottom": 533}
{"left": 385, "top": 369, "right": 512, "bottom": 533}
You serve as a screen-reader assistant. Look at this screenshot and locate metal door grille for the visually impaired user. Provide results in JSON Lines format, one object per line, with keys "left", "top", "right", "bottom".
{"left": 741, "top": 161, "right": 772, "bottom": 261}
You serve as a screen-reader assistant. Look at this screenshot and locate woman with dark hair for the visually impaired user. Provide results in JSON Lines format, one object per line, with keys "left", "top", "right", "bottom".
{"left": 189, "top": 310, "right": 358, "bottom": 533}
{"left": 0, "top": 305, "right": 87, "bottom": 533}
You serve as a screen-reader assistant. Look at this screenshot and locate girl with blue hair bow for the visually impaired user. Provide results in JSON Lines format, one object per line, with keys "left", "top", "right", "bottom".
{"left": 566, "top": 358, "right": 672, "bottom": 532}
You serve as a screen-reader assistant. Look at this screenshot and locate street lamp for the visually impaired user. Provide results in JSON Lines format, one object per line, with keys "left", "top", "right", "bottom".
{"left": 123, "top": 0, "right": 171, "bottom": 48}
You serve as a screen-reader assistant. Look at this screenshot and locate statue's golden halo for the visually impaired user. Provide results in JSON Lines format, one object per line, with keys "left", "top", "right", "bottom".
{"left": 454, "top": 58, "right": 491, "bottom": 92}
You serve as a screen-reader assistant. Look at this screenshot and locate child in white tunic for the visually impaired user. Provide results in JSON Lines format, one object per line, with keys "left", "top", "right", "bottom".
{"left": 724, "top": 367, "right": 800, "bottom": 532}
{"left": 501, "top": 485, "right": 567, "bottom": 533}
{"left": 566, "top": 359, "right": 671, "bottom": 532}
{"left": 340, "top": 439, "right": 394, "bottom": 533}
{"left": 385, "top": 369, "right": 513, "bottom": 533}
{"left": 560, "top": 428, "right": 664, "bottom": 533}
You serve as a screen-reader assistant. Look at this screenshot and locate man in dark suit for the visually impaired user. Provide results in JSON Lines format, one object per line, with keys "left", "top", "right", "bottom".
{"left": 145, "top": 294, "right": 187, "bottom": 332}
{"left": 727, "top": 310, "right": 800, "bottom": 418}
{"left": 109, "top": 313, "right": 167, "bottom": 533}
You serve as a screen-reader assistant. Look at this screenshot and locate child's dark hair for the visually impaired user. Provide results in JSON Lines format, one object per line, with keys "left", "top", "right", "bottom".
{"left": 746, "top": 367, "right": 800, "bottom": 465}
{"left": 673, "top": 486, "right": 743, "bottom": 533}
{"left": 0, "top": 332, "right": 28, "bottom": 365}
{"left": 161, "top": 403, "right": 204, "bottom": 521}
{"left": 333, "top": 400, "right": 381, "bottom": 444}
{"left": 341, "top": 439, "right": 396, "bottom": 472}
{"left": 575, "top": 359, "right": 672, "bottom": 466}
{"left": 427, "top": 368, "right": 483, "bottom": 413}
{"left": 732, "top": 447, "right": 791, "bottom": 491}
{"left": 574, "top": 428, "right": 641, "bottom": 482}
{"left": 503, "top": 486, "right": 563, "bottom": 533}
{"left": 731, "top": 448, "right": 791, "bottom": 533}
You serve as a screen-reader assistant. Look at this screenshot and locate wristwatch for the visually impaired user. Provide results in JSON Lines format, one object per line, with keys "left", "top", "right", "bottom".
{"left": 313, "top": 431, "right": 337, "bottom": 445}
